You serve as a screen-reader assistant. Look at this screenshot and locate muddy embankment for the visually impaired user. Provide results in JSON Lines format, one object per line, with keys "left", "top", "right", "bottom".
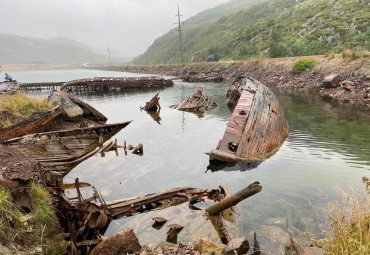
{"left": 105, "top": 55, "right": 370, "bottom": 109}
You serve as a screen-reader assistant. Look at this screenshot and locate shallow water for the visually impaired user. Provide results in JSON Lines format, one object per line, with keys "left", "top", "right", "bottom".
{"left": 13, "top": 69, "right": 370, "bottom": 244}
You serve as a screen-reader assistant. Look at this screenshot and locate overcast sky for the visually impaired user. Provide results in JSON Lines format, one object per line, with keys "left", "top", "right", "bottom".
{"left": 1, "top": 0, "right": 230, "bottom": 57}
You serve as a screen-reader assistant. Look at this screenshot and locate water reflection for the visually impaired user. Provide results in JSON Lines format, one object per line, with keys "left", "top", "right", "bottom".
{"left": 206, "top": 160, "right": 261, "bottom": 172}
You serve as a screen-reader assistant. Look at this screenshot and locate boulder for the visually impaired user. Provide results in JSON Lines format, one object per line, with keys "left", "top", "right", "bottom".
{"left": 323, "top": 74, "right": 340, "bottom": 88}
{"left": 49, "top": 91, "right": 83, "bottom": 122}
{"left": 254, "top": 225, "right": 297, "bottom": 255}
{"left": 90, "top": 228, "right": 141, "bottom": 255}
{"left": 194, "top": 238, "right": 225, "bottom": 255}
{"left": 303, "top": 247, "right": 324, "bottom": 255}
{"left": 0, "top": 245, "right": 11, "bottom": 255}
{"left": 222, "top": 238, "right": 250, "bottom": 255}
{"left": 155, "top": 241, "right": 179, "bottom": 253}
{"left": 340, "top": 80, "right": 355, "bottom": 92}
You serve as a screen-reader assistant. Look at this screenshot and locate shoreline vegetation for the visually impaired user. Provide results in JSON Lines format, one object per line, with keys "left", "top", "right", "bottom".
{"left": 0, "top": 54, "right": 369, "bottom": 254}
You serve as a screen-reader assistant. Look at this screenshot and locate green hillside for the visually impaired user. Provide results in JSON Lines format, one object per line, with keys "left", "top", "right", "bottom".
{"left": 182, "top": 0, "right": 264, "bottom": 27}
{"left": 134, "top": 0, "right": 369, "bottom": 64}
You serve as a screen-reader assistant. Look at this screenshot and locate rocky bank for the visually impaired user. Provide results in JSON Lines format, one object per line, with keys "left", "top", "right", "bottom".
{"left": 104, "top": 55, "right": 370, "bottom": 110}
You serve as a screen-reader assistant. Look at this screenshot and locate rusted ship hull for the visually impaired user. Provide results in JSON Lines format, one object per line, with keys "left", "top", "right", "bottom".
{"left": 209, "top": 77, "right": 289, "bottom": 163}
{"left": 0, "top": 107, "right": 61, "bottom": 142}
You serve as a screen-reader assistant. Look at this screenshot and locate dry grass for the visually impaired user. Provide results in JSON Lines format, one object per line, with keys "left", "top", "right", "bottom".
{"left": 0, "top": 94, "right": 52, "bottom": 128}
{"left": 0, "top": 183, "right": 68, "bottom": 254}
{"left": 323, "top": 177, "right": 370, "bottom": 254}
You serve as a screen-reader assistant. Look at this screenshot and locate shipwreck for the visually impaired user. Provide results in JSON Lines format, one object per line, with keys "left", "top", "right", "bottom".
{"left": 0, "top": 106, "right": 61, "bottom": 142}
{"left": 209, "top": 76, "right": 289, "bottom": 163}
{"left": 170, "top": 87, "right": 218, "bottom": 113}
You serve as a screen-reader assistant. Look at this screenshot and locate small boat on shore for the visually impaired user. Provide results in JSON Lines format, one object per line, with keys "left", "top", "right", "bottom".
{"left": 0, "top": 106, "right": 61, "bottom": 142}
{"left": 209, "top": 76, "right": 289, "bottom": 163}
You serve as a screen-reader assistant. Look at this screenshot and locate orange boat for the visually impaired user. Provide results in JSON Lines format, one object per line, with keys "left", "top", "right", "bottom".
{"left": 0, "top": 107, "right": 61, "bottom": 142}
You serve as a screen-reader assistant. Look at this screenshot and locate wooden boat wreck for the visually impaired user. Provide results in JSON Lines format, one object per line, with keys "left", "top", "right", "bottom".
{"left": 170, "top": 87, "right": 218, "bottom": 113}
{"left": 0, "top": 106, "right": 61, "bottom": 142}
{"left": 60, "top": 76, "right": 173, "bottom": 92}
{"left": 209, "top": 76, "right": 289, "bottom": 163}
{"left": 2, "top": 121, "right": 132, "bottom": 173}
{"left": 180, "top": 72, "right": 224, "bottom": 83}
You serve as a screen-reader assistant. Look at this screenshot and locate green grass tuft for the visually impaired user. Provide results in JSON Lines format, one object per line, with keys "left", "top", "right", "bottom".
{"left": 292, "top": 57, "right": 317, "bottom": 74}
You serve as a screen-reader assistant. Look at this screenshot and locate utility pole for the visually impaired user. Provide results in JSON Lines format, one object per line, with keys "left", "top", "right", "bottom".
{"left": 107, "top": 45, "right": 112, "bottom": 66}
{"left": 175, "top": 4, "right": 183, "bottom": 63}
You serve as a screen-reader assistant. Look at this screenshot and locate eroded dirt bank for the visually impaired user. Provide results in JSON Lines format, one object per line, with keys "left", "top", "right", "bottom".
{"left": 104, "top": 55, "right": 370, "bottom": 109}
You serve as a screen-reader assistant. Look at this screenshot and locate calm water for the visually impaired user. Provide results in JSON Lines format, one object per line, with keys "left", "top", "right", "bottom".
{"left": 13, "top": 69, "right": 370, "bottom": 244}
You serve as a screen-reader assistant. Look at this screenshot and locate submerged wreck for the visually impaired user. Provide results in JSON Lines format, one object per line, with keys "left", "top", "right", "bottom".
{"left": 170, "top": 87, "right": 218, "bottom": 113}
{"left": 209, "top": 76, "right": 289, "bottom": 163}
{"left": 2, "top": 121, "right": 132, "bottom": 173}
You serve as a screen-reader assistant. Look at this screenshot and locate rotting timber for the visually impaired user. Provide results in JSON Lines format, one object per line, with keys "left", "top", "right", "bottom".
{"left": 0, "top": 106, "right": 61, "bottom": 142}
{"left": 55, "top": 180, "right": 261, "bottom": 252}
{"left": 19, "top": 76, "right": 174, "bottom": 91}
{"left": 2, "top": 121, "right": 132, "bottom": 173}
{"left": 170, "top": 87, "right": 218, "bottom": 113}
{"left": 209, "top": 76, "right": 289, "bottom": 163}
{"left": 60, "top": 76, "right": 173, "bottom": 92}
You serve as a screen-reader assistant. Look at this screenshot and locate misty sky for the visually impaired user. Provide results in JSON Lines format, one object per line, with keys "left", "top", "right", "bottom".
{"left": 1, "top": 0, "right": 230, "bottom": 57}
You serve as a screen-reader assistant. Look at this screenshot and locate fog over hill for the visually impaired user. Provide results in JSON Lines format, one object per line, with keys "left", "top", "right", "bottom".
{"left": 0, "top": 34, "right": 106, "bottom": 63}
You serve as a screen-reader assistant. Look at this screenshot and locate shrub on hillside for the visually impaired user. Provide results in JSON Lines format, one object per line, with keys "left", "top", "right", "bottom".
{"left": 324, "top": 52, "right": 335, "bottom": 60}
{"left": 292, "top": 57, "right": 317, "bottom": 74}
{"left": 342, "top": 47, "right": 368, "bottom": 59}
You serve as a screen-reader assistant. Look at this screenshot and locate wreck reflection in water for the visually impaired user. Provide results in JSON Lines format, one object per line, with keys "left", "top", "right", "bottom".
{"left": 14, "top": 69, "right": 369, "bottom": 246}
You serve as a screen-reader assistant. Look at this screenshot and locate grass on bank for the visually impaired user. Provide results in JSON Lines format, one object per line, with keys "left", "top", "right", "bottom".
{"left": 0, "top": 94, "right": 52, "bottom": 128}
{"left": 0, "top": 182, "right": 67, "bottom": 254}
{"left": 323, "top": 177, "right": 370, "bottom": 254}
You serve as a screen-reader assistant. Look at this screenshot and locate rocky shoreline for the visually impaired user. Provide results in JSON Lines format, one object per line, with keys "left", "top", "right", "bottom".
{"left": 104, "top": 55, "right": 370, "bottom": 110}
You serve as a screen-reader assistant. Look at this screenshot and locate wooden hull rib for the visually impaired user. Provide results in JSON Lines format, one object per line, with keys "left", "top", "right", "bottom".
{"left": 210, "top": 77, "right": 289, "bottom": 163}
{"left": 0, "top": 107, "right": 61, "bottom": 142}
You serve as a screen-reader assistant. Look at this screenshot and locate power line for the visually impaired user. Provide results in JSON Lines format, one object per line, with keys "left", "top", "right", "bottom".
{"left": 175, "top": 4, "right": 183, "bottom": 63}
{"left": 107, "top": 45, "right": 112, "bottom": 67}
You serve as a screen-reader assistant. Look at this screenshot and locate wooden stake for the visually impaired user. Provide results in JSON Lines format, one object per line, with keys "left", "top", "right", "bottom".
{"left": 124, "top": 140, "right": 126, "bottom": 150}
{"left": 132, "top": 143, "right": 143, "bottom": 154}
{"left": 124, "top": 145, "right": 133, "bottom": 153}
{"left": 98, "top": 135, "right": 103, "bottom": 147}
{"left": 206, "top": 182, "right": 261, "bottom": 215}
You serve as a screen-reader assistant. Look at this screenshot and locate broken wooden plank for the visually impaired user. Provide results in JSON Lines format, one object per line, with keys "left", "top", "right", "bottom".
{"left": 143, "top": 93, "right": 161, "bottom": 111}
{"left": 221, "top": 183, "right": 234, "bottom": 223}
{"left": 206, "top": 182, "right": 262, "bottom": 215}
{"left": 107, "top": 187, "right": 206, "bottom": 217}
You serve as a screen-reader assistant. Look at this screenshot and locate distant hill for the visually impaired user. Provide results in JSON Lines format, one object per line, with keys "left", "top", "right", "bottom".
{"left": 0, "top": 34, "right": 105, "bottom": 63}
{"left": 134, "top": 0, "right": 369, "bottom": 64}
